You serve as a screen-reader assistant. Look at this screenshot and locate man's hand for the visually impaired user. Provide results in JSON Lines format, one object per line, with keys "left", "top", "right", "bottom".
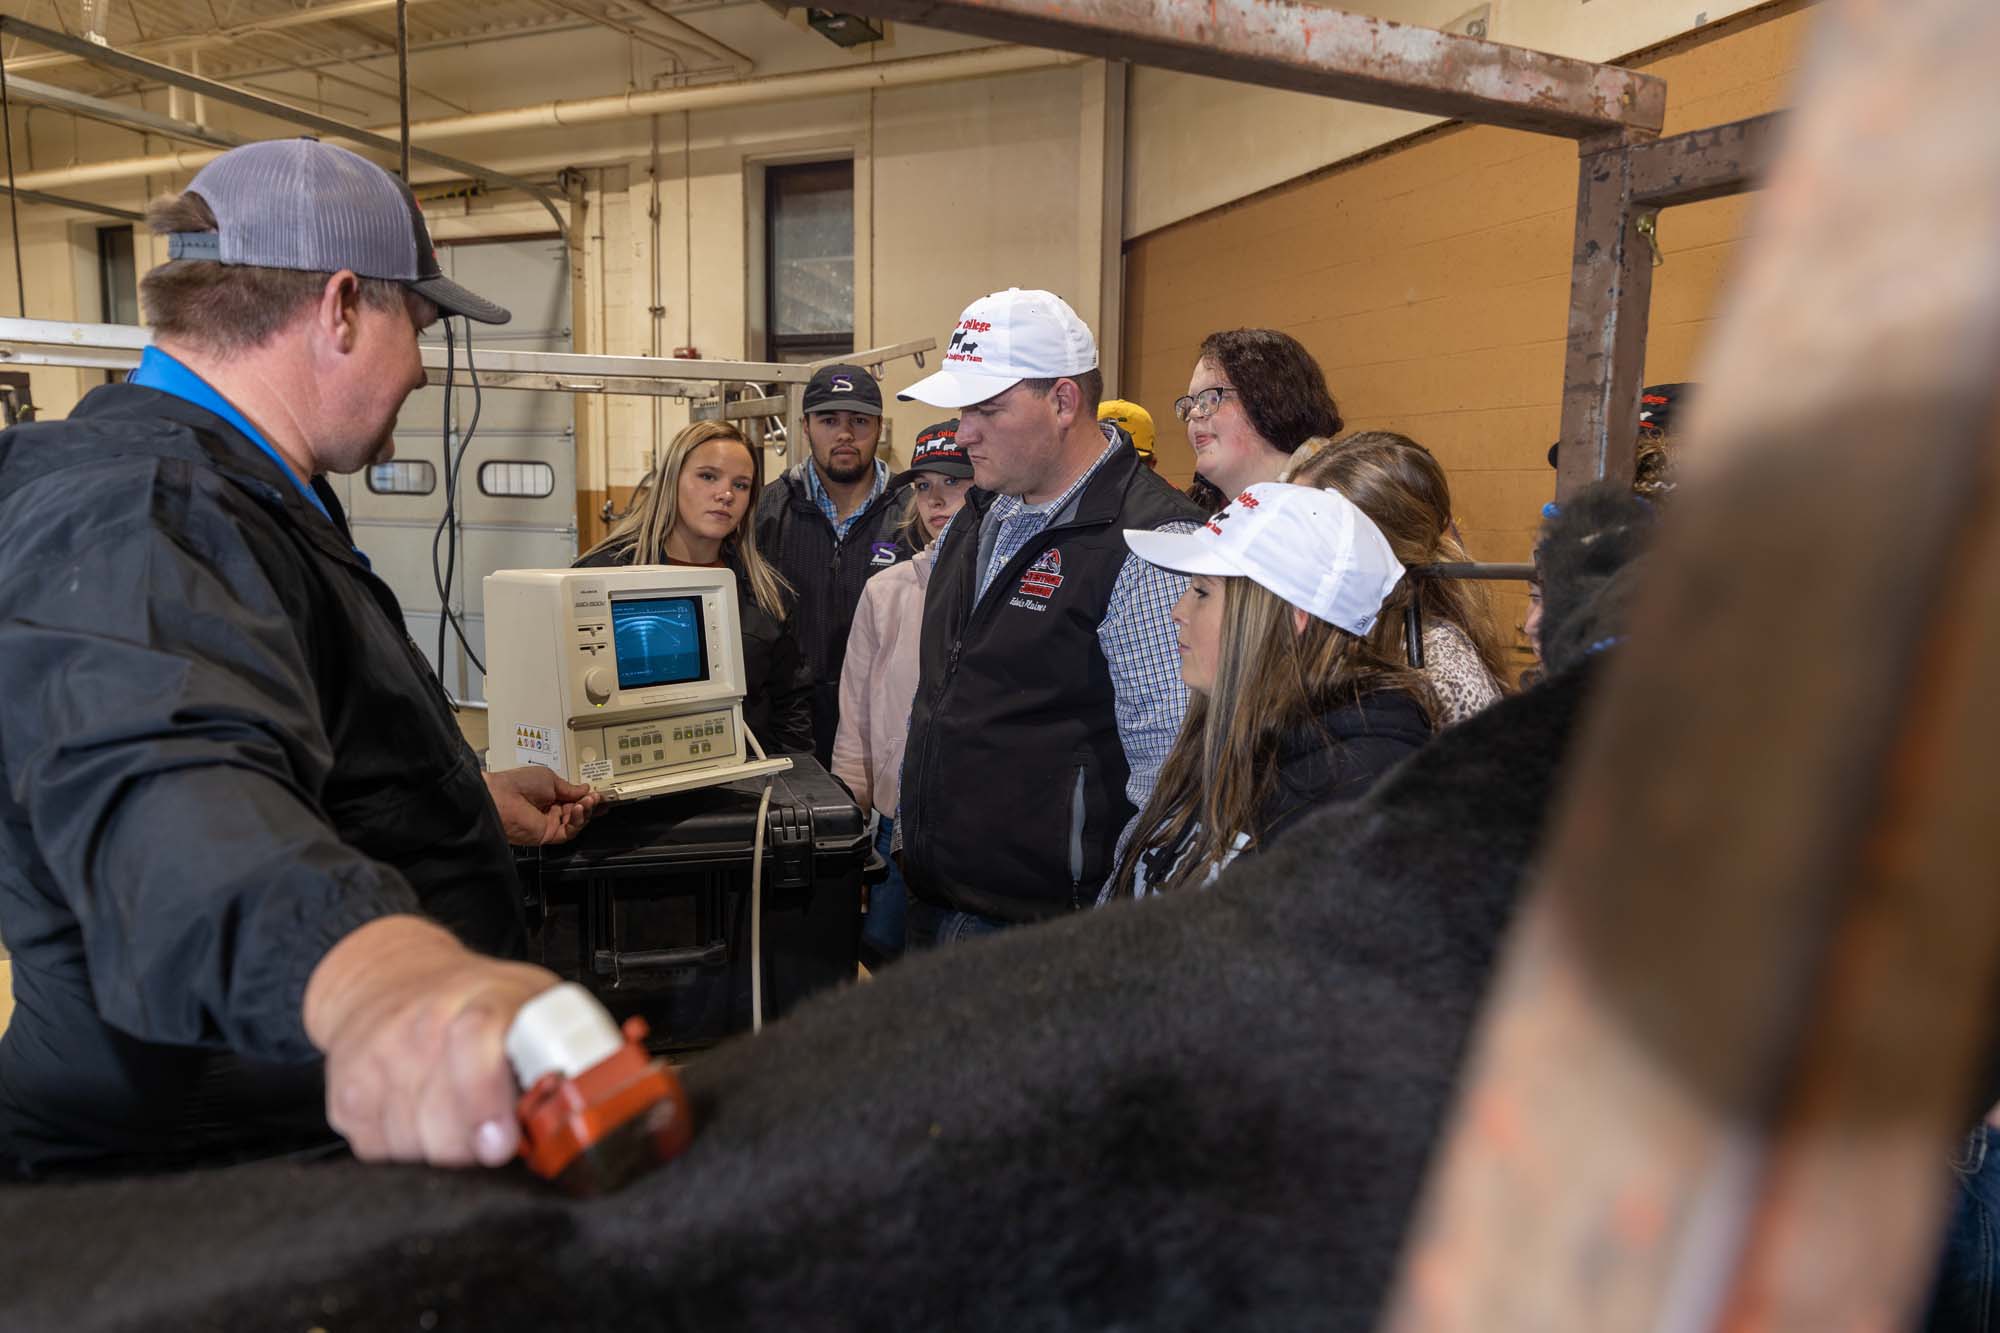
{"left": 484, "top": 765, "right": 605, "bottom": 846}
{"left": 304, "top": 916, "right": 560, "bottom": 1167}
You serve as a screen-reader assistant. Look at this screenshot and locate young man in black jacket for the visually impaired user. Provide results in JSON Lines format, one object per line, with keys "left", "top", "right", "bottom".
{"left": 0, "top": 139, "right": 597, "bottom": 1179}
{"left": 753, "top": 364, "right": 909, "bottom": 765}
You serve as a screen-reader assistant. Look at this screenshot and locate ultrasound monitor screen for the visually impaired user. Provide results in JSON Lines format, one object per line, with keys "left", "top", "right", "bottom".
{"left": 611, "top": 595, "right": 707, "bottom": 690}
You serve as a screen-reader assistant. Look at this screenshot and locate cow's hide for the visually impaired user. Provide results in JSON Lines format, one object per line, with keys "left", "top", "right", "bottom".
{"left": 0, "top": 651, "right": 1600, "bottom": 1333}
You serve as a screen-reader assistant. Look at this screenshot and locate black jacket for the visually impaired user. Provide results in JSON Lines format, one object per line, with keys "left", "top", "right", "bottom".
{"left": 572, "top": 537, "right": 814, "bottom": 756}
{"left": 901, "top": 446, "right": 1202, "bottom": 921}
{"left": 1257, "top": 692, "right": 1434, "bottom": 848}
{"left": 0, "top": 383, "right": 522, "bottom": 1177}
{"left": 752, "top": 466, "right": 908, "bottom": 766}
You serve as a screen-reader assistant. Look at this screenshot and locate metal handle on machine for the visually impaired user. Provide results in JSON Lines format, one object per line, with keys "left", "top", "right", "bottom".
{"left": 593, "top": 942, "right": 729, "bottom": 975}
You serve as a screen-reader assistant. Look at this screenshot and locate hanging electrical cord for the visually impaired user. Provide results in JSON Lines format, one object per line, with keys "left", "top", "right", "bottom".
{"left": 1, "top": 48, "right": 26, "bottom": 317}
{"left": 432, "top": 312, "right": 486, "bottom": 676}
{"left": 431, "top": 319, "right": 458, "bottom": 685}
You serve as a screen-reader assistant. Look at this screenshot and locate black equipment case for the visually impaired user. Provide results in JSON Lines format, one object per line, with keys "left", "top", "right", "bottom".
{"left": 515, "top": 756, "right": 870, "bottom": 1053}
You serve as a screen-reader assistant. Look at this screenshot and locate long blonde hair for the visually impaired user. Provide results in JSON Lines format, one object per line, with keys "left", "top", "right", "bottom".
{"left": 581, "top": 421, "right": 793, "bottom": 619}
{"left": 1286, "top": 431, "right": 1513, "bottom": 686}
{"left": 1113, "top": 573, "right": 1434, "bottom": 895}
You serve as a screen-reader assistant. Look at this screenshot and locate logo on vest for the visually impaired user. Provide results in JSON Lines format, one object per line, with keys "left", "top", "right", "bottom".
{"left": 869, "top": 541, "right": 897, "bottom": 567}
{"left": 1016, "top": 547, "right": 1064, "bottom": 602}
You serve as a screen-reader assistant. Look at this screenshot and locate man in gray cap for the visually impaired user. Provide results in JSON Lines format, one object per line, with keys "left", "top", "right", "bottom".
{"left": 0, "top": 139, "right": 594, "bottom": 1178}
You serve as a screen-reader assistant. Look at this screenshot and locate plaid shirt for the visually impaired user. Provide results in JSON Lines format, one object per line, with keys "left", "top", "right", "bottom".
{"left": 938, "top": 435, "right": 1195, "bottom": 834}
{"left": 803, "top": 457, "right": 890, "bottom": 539}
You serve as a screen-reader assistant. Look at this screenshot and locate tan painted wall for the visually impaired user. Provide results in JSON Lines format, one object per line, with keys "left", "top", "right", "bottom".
{"left": 1122, "top": 1, "right": 1814, "bottom": 666}
{"left": 1123, "top": 0, "right": 1773, "bottom": 239}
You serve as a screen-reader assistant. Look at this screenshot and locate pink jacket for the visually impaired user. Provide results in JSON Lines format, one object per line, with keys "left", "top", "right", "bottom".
{"left": 832, "top": 548, "right": 931, "bottom": 819}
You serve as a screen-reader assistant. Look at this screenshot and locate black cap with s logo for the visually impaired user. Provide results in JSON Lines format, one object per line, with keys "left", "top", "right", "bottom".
{"left": 801, "top": 363, "right": 884, "bottom": 417}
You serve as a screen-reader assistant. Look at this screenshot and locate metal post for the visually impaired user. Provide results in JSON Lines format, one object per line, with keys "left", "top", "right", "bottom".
{"left": 396, "top": 0, "right": 411, "bottom": 183}
{"left": 1554, "top": 133, "right": 1654, "bottom": 499}
{"left": 1380, "top": 0, "right": 2000, "bottom": 1325}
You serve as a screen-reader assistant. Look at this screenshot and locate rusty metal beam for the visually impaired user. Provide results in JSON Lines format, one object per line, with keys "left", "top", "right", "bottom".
{"left": 831, "top": 0, "right": 1664, "bottom": 140}
{"left": 1629, "top": 111, "right": 1786, "bottom": 209}
{"left": 1381, "top": 0, "right": 2000, "bottom": 1327}
{"left": 1555, "top": 113, "right": 1784, "bottom": 495}
{"left": 1554, "top": 134, "right": 1654, "bottom": 498}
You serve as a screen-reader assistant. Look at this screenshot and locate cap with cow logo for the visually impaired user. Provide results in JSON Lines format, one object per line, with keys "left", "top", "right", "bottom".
{"left": 802, "top": 363, "right": 884, "bottom": 417}
{"left": 899, "top": 287, "right": 1098, "bottom": 409}
{"left": 1123, "top": 482, "right": 1405, "bottom": 637}
{"left": 888, "top": 418, "right": 971, "bottom": 489}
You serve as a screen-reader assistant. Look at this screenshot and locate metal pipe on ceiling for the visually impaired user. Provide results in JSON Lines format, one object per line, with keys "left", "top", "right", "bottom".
{"left": 6, "top": 43, "right": 1084, "bottom": 194}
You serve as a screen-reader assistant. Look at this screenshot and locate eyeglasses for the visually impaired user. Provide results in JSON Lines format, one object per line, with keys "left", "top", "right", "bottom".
{"left": 1173, "top": 386, "right": 1237, "bottom": 423}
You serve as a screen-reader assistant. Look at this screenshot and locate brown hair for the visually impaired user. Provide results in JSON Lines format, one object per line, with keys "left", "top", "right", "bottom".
{"left": 579, "top": 421, "right": 793, "bottom": 619}
{"left": 1019, "top": 367, "right": 1104, "bottom": 417}
{"left": 1287, "top": 431, "right": 1513, "bottom": 687}
{"left": 1633, "top": 432, "right": 1676, "bottom": 504}
{"left": 1113, "top": 573, "right": 1434, "bottom": 895}
{"left": 1185, "top": 473, "right": 1228, "bottom": 514}
{"left": 139, "top": 190, "right": 411, "bottom": 354}
{"left": 1197, "top": 329, "right": 1343, "bottom": 455}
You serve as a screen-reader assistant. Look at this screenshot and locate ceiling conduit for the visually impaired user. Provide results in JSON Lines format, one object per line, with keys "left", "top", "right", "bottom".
{"left": 8, "top": 43, "right": 1087, "bottom": 194}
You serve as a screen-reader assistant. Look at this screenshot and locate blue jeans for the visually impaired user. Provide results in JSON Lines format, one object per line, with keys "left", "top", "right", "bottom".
{"left": 1923, "top": 1124, "right": 2000, "bottom": 1332}
{"left": 859, "top": 816, "right": 908, "bottom": 964}
{"left": 904, "top": 897, "right": 1011, "bottom": 950}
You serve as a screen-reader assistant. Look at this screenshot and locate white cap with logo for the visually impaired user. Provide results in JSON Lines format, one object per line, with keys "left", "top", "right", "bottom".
{"left": 899, "top": 287, "right": 1098, "bottom": 409}
{"left": 1123, "top": 482, "right": 1406, "bottom": 637}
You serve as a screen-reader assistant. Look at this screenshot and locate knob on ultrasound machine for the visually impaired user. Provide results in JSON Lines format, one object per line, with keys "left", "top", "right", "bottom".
{"left": 483, "top": 567, "right": 792, "bottom": 800}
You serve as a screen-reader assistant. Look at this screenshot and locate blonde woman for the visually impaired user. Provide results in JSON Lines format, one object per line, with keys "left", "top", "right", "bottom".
{"left": 576, "top": 421, "right": 813, "bottom": 754}
{"left": 832, "top": 419, "right": 971, "bottom": 963}
{"left": 1287, "top": 432, "right": 1511, "bottom": 726}
{"left": 1111, "top": 483, "right": 1434, "bottom": 898}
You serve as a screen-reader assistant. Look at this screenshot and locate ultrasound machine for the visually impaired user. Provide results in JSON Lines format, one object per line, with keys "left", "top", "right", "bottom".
{"left": 483, "top": 566, "right": 793, "bottom": 800}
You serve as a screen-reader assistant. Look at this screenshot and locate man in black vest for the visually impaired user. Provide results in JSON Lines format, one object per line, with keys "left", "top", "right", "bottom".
{"left": 754, "top": 364, "right": 910, "bottom": 766}
{"left": 896, "top": 289, "right": 1202, "bottom": 944}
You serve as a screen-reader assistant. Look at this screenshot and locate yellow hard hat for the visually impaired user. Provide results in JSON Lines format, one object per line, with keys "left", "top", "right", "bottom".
{"left": 1098, "top": 398, "right": 1156, "bottom": 459}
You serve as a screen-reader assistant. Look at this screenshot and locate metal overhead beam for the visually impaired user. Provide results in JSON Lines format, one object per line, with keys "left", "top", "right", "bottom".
{"left": 0, "top": 185, "right": 144, "bottom": 222}
{"left": 1, "top": 0, "right": 454, "bottom": 76}
{"left": 4, "top": 73, "right": 247, "bottom": 151}
{"left": 1627, "top": 110, "right": 1786, "bottom": 209}
{"left": 534, "top": 0, "right": 735, "bottom": 71}
{"left": 829, "top": 0, "right": 1663, "bottom": 140}
{"left": 0, "top": 15, "right": 570, "bottom": 241}
{"left": 0, "top": 319, "right": 934, "bottom": 404}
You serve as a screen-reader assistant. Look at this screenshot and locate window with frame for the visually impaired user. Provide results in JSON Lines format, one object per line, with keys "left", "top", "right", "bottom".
{"left": 764, "top": 161, "right": 855, "bottom": 363}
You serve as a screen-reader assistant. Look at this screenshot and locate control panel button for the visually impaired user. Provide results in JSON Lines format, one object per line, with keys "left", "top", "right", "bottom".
{"left": 583, "top": 668, "right": 613, "bottom": 705}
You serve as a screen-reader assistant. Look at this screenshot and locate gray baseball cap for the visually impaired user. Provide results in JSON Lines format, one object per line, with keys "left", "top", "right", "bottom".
{"left": 166, "top": 138, "right": 510, "bottom": 325}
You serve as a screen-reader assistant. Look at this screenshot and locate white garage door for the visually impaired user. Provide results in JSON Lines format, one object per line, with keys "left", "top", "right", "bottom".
{"left": 323, "top": 237, "right": 576, "bottom": 704}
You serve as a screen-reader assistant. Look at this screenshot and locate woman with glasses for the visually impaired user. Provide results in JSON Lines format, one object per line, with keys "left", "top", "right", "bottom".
{"left": 1176, "top": 329, "right": 1343, "bottom": 502}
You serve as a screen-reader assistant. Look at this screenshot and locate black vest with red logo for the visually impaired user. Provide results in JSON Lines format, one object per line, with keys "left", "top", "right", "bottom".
{"left": 900, "top": 446, "right": 1201, "bottom": 922}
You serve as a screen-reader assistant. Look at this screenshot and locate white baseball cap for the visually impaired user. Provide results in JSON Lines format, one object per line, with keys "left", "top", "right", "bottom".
{"left": 1124, "top": 482, "right": 1406, "bottom": 636}
{"left": 899, "top": 288, "right": 1098, "bottom": 409}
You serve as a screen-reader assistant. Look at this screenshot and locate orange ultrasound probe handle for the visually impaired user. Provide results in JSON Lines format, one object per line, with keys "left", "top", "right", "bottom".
{"left": 507, "top": 986, "right": 695, "bottom": 1194}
